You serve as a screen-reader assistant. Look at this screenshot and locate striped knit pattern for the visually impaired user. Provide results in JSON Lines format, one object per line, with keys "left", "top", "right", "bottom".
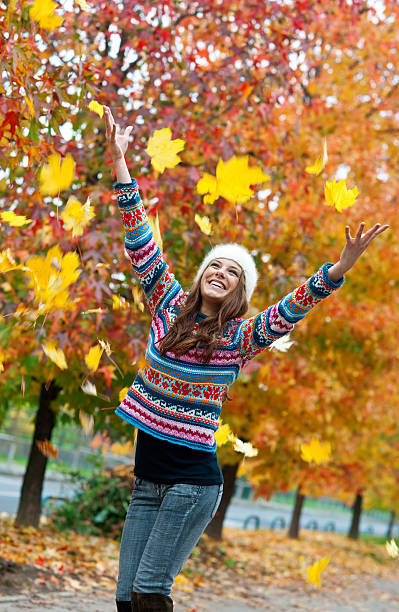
{"left": 114, "top": 179, "right": 344, "bottom": 452}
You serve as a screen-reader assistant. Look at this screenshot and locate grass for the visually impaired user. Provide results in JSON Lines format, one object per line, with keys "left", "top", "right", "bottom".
{"left": 360, "top": 533, "right": 389, "bottom": 546}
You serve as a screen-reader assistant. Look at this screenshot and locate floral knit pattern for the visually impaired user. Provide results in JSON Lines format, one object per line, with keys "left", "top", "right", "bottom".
{"left": 114, "top": 179, "right": 344, "bottom": 452}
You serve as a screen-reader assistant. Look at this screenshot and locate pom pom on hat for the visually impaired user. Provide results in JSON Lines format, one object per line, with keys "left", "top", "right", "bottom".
{"left": 193, "top": 243, "right": 258, "bottom": 301}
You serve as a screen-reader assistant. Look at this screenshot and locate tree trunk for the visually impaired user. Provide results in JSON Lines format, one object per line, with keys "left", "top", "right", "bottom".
{"left": 386, "top": 510, "right": 396, "bottom": 540}
{"left": 348, "top": 491, "right": 363, "bottom": 540}
{"left": 205, "top": 462, "right": 239, "bottom": 541}
{"left": 15, "top": 381, "right": 60, "bottom": 527}
{"left": 288, "top": 485, "right": 305, "bottom": 539}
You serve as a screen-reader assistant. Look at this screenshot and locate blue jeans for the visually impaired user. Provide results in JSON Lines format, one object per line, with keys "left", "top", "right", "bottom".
{"left": 116, "top": 477, "right": 223, "bottom": 600}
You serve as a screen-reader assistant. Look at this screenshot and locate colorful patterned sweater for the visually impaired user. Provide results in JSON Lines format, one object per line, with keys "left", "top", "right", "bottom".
{"left": 115, "top": 179, "right": 344, "bottom": 453}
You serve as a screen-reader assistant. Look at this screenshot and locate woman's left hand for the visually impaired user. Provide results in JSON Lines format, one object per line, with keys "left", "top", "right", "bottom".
{"left": 328, "top": 222, "right": 390, "bottom": 281}
{"left": 341, "top": 222, "right": 390, "bottom": 272}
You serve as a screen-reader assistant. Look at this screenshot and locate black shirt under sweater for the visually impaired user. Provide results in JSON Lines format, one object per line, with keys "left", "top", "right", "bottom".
{"left": 134, "top": 429, "right": 224, "bottom": 485}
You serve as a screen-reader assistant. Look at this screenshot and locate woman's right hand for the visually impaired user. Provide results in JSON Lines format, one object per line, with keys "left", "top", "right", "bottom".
{"left": 104, "top": 106, "right": 134, "bottom": 161}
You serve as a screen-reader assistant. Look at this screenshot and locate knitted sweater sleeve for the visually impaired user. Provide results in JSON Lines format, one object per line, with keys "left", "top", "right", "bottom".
{"left": 114, "top": 179, "right": 182, "bottom": 316}
{"left": 237, "top": 263, "right": 344, "bottom": 363}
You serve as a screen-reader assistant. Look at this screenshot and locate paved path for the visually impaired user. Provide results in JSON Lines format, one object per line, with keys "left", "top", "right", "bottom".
{"left": 0, "top": 579, "right": 398, "bottom": 612}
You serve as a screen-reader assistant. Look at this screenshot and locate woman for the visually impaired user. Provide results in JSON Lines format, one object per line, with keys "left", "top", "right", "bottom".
{"left": 103, "top": 106, "right": 389, "bottom": 612}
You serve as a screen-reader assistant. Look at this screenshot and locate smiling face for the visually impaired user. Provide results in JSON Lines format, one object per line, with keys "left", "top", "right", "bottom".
{"left": 199, "top": 258, "right": 243, "bottom": 315}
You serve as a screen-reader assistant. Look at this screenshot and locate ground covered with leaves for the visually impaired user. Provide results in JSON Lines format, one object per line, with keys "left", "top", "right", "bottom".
{"left": 0, "top": 516, "right": 397, "bottom": 609}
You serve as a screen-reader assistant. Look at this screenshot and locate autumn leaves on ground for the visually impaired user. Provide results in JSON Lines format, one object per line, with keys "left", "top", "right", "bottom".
{"left": 2, "top": 0, "right": 399, "bottom": 608}
{"left": 0, "top": 516, "right": 397, "bottom": 608}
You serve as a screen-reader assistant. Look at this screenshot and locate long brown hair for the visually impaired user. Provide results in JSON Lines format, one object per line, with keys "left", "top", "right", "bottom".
{"left": 157, "top": 268, "right": 248, "bottom": 365}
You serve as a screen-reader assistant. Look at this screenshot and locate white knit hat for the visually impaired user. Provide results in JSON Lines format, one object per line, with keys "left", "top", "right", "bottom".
{"left": 193, "top": 243, "right": 258, "bottom": 301}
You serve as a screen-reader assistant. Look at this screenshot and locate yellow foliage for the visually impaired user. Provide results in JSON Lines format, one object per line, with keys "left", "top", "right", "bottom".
{"left": 300, "top": 439, "right": 332, "bottom": 465}
{"left": 40, "top": 153, "right": 75, "bottom": 196}
{"left": 25, "top": 245, "right": 81, "bottom": 315}
{"left": 306, "top": 557, "right": 330, "bottom": 587}
{"left": 305, "top": 138, "right": 328, "bottom": 175}
{"left": 1, "top": 211, "right": 32, "bottom": 227}
{"left": 195, "top": 214, "right": 212, "bottom": 236}
{"left": 42, "top": 341, "right": 68, "bottom": 370}
{"left": 197, "top": 155, "right": 269, "bottom": 205}
{"left": 61, "top": 196, "right": 95, "bottom": 237}
{"left": 84, "top": 344, "right": 104, "bottom": 373}
{"left": 25, "top": 97, "right": 35, "bottom": 117}
{"left": 148, "top": 212, "right": 163, "bottom": 250}
{"left": 0, "top": 350, "right": 6, "bottom": 373}
{"left": 30, "top": 0, "right": 62, "bottom": 30}
{"left": 214, "top": 422, "right": 235, "bottom": 446}
{"left": 119, "top": 386, "right": 129, "bottom": 402}
{"left": 146, "top": 128, "right": 185, "bottom": 173}
{"left": 88, "top": 100, "right": 104, "bottom": 118}
{"left": 132, "top": 286, "right": 145, "bottom": 312}
{"left": 112, "top": 294, "right": 130, "bottom": 310}
{"left": 324, "top": 178, "right": 359, "bottom": 212}
{"left": 0, "top": 249, "right": 21, "bottom": 273}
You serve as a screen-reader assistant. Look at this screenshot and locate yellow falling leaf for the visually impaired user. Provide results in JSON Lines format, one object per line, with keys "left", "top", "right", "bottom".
{"left": 148, "top": 213, "right": 163, "bottom": 251}
{"left": 305, "top": 138, "right": 328, "bottom": 175}
{"left": 197, "top": 173, "right": 218, "bottom": 205}
{"left": 145, "top": 128, "right": 185, "bottom": 173}
{"left": 42, "top": 341, "right": 68, "bottom": 370}
{"left": 197, "top": 156, "right": 269, "bottom": 205}
{"left": 25, "top": 245, "right": 81, "bottom": 315}
{"left": 301, "top": 438, "right": 332, "bottom": 465}
{"left": 30, "top": 0, "right": 62, "bottom": 30}
{"left": 324, "top": 178, "right": 359, "bottom": 212}
{"left": 40, "top": 153, "right": 75, "bottom": 196}
{"left": 1, "top": 211, "right": 32, "bottom": 227}
{"left": 214, "top": 422, "right": 235, "bottom": 446}
{"left": 0, "top": 350, "right": 6, "bottom": 373}
{"left": 79, "top": 410, "right": 94, "bottom": 436}
{"left": 36, "top": 439, "right": 58, "bottom": 459}
{"left": 386, "top": 539, "right": 399, "bottom": 559}
{"left": 119, "top": 386, "right": 129, "bottom": 402}
{"left": 88, "top": 100, "right": 104, "bottom": 118}
{"left": 0, "top": 249, "right": 21, "bottom": 273}
{"left": 132, "top": 286, "right": 144, "bottom": 312}
{"left": 234, "top": 438, "right": 259, "bottom": 457}
{"left": 306, "top": 557, "right": 330, "bottom": 587}
{"left": 84, "top": 344, "right": 104, "bottom": 373}
{"left": 195, "top": 214, "right": 212, "bottom": 236}
{"left": 112, "top": 294, "right": 130, "bottom": 310}
{"left": 61, "top": 196, "right": 95, "bottom": 237}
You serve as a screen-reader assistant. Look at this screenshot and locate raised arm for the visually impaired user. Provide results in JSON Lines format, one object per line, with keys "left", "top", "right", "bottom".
{"left": 237, "top": 221, "right": 390, "bottom": 364}
{"left": 237, "top": 263, "right": 343, "bottom": 363}
{"left": 104, "top": 106, "right": 183, "bottom": 316}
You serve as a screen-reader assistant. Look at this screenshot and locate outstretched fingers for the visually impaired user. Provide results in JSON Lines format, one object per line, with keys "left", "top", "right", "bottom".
{"left": 355, "top": 222, "right": 365, "bottom": 239}
{"left": 346, "top": 222, "right": 390, "bottom": 248}
{"left": 364, "top": 223, "right": 390, "bottom": 247}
